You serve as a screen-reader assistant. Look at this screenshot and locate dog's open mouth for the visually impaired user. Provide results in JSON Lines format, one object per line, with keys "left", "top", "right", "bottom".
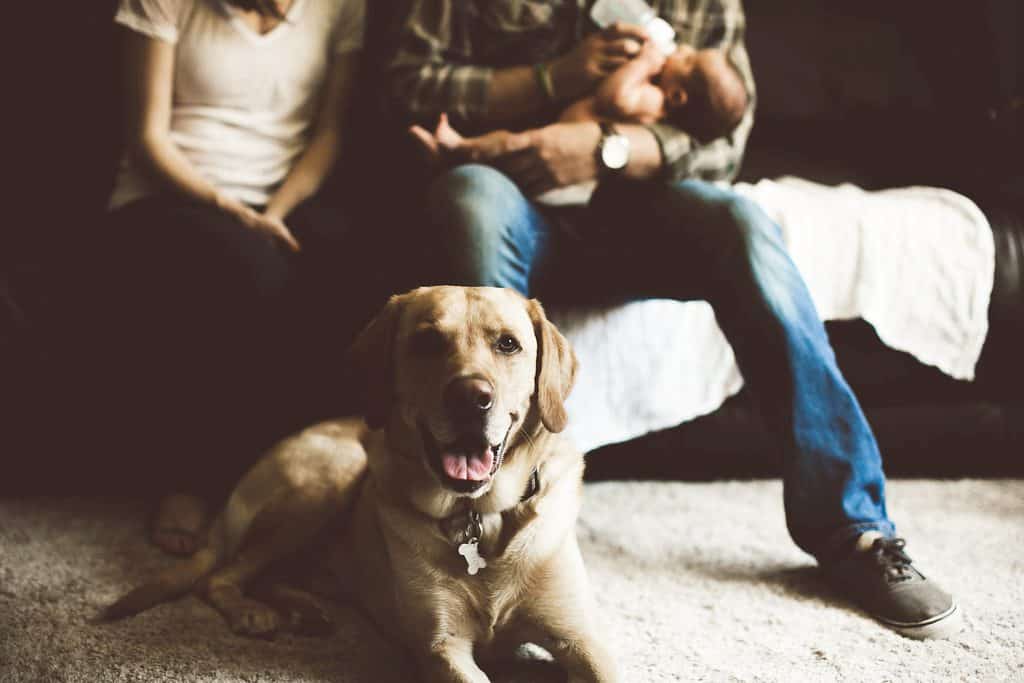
{"left": 441, "top": 445, "right": 495, "bottom": 481}
{"left": 420, "top": 423, "right": 510, "bottom": 494}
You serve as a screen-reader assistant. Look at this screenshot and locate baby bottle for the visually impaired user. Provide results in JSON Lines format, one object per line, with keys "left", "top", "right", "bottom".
{"left": 590, "top": 0, "right": 677, "bottom": 56}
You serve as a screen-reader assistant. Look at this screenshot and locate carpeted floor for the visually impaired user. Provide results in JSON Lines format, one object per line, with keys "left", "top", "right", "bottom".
{"left": 1, "top": 479, "right": 1022, "bottom": 682}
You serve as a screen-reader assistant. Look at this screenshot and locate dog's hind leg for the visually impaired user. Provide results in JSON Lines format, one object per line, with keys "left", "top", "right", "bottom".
{"left": 201, "top": 490, "right": 338, "bottom": 638}
{"left": 249, "top": 582, "right": 335, "bottom": 636}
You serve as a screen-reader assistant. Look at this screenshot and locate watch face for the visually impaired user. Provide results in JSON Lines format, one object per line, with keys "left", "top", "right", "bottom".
{"left": 601, "top": 134, "right": 630, "bottom": 170}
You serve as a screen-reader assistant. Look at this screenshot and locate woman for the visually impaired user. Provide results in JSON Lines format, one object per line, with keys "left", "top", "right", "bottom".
{"left": 101, "top": 0, "right": 365, "bottom": 555}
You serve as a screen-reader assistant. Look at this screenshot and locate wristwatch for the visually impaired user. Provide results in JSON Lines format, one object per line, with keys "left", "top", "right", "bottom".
{"left": 596, "top": 122, "right": 630, "bottom": 176}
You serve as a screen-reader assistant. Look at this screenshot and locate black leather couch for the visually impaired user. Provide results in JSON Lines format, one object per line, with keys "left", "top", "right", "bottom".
{"left": 3, "top": 2, "right": 1022, "bottom": 490}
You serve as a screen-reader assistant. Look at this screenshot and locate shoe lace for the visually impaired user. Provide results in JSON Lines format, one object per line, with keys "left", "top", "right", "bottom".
{"left": 870, "top": 537, "right": 916, "bottom": 583}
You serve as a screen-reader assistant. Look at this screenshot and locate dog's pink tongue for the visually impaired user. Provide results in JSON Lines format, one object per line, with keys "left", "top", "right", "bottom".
{"left": 442, "top": 449, "right": 495, "bottom": 481}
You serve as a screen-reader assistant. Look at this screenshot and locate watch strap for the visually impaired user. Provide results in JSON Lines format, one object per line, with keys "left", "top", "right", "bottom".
{"left": 599, "top": 121, "right": 618, "bottom": 138}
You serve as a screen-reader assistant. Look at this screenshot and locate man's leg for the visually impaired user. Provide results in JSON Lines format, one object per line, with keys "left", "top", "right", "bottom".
{"left": 546, "top": 179, "right": 959, "bottom": 639}
{"left": 425, "top": 170, "right": 959, "bottom": 638}
{"left": 427, "top": 169, "right": 892, "bottom": 550}
{"left": 424, "top": 164, "right": 554, "bottom": 292}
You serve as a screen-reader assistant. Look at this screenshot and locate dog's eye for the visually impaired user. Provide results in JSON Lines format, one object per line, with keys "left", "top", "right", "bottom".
{"left": 496, "top": 335, "right": 521, "bottom": 354}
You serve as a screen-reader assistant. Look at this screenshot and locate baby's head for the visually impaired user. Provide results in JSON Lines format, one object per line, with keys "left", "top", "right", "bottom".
{"left": 658, "top": 46, "right": 748, "bottom": 142}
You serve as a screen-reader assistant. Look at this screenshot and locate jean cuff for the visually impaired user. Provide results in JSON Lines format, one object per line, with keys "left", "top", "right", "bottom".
{"left": 814, "top": 520, "right": 897, "bottom": 567}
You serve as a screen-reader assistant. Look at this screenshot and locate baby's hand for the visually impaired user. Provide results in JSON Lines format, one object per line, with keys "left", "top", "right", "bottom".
{"left": 409, "top": 113, "right": 465, "bottom": 167}
{"left": 639, "top": 39, "right": 667, "bottom": 70}
{"left": 434, "top": 113, "right": 463, "bottom": 149}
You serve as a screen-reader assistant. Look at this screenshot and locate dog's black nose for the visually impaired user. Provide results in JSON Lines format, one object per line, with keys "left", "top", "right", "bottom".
{"left": 444, "top": 376, "right": 494, "bottom": 420}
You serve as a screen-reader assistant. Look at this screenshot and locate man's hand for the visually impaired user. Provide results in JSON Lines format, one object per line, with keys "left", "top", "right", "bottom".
{"left": 215, "top": 193, "right": 301, "bottom": 252}
{"left": 549, "top": 23, "right": 650, "bottom": 101}
{"left": 450, "top": 122, "right": 603, "bottom": 197}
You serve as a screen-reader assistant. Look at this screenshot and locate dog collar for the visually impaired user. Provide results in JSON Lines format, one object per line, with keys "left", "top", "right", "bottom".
{"left": 453, "top": 467, "right": 541, "bottom": 575}
{"left": 457, "top": 510, "right": 487, "bottom": 575}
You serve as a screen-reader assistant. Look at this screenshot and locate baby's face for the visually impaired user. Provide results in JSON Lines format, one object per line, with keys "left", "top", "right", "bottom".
{"left": 660, "top": 47, "right": 731, "bottom": 114}
{"left": 659, "top": 45, "right": 699, "bottom": 112}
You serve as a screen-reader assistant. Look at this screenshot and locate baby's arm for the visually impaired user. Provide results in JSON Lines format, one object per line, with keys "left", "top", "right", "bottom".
{"left": 592, "top": 43, "right": 667, "bottom": 124}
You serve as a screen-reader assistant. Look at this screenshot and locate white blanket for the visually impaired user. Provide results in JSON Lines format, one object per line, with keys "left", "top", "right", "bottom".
{"left": 554, "top": 178, "right": 995, "bottom": 453}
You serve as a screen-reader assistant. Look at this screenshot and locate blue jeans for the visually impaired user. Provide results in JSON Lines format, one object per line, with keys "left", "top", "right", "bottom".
{"left": 425, "top": 164, "right": 896, "bottom": 562}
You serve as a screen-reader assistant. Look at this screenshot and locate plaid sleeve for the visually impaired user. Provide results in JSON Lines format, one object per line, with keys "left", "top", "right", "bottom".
{"left": 386, "top": 0, "right": 493, "bottom": 126}
{"left": 649, "top": 0, "right": 755, "bottom": 182}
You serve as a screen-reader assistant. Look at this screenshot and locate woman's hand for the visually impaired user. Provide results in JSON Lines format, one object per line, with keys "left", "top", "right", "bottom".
{"left": 255, "top": 213, "right": 301, "bottom": 253}
{"left": 549, "top": 23, "right": 650, "bottom": 101}
{"left": 215, "top": 193, "right": 301, "bottom": 252}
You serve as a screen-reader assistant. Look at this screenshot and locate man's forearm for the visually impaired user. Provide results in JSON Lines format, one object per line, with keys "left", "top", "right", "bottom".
{"left": 617, "top": 124, "right": 663, "bottom": 180}
{"left": 393, "top": 30, "right": 640, "bottom": 128}
{"left": 389, "top": 62, "right": 525, "bottom": 128}
{"left": 479, "top": 61, "right": 601, "bottom": 127}
{"left": 483, "top": 47, "right": 645, "bottom": 127}
{"left": 483, "top": 66, "right": 553, "bottom": 127}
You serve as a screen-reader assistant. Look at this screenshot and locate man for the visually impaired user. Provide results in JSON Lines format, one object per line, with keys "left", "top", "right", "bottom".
{"left": 385, "top": 0, "right": 961, "bottom": 639}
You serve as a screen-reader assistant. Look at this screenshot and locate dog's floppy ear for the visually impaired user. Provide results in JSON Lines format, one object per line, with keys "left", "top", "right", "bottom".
{"left": 527, "top": 298, "right": 578, "bottom": 433}
{"left": 348, "top": 293, "right": 406, "bottom": 430}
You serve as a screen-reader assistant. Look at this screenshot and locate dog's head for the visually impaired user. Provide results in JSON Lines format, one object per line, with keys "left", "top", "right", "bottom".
{"left": 349, "top": 286, "right": 577, "bottom": 502}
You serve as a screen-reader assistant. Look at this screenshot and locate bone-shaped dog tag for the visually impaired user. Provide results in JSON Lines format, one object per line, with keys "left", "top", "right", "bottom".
{"left": 458, "top": 540, "right": 487, "bottom": 575}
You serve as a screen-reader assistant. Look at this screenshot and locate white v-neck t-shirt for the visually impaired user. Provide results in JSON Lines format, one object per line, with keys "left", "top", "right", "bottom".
{"left": 110, "top": 0, "right": 365, "bottom": 210}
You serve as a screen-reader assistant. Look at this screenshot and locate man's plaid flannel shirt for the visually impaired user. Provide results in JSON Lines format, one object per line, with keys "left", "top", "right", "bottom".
{"left": 387, "top": 0, "right": 755, "bottom": 183}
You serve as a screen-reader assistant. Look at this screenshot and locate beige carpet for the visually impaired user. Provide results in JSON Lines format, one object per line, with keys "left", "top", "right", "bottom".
{"left": 2, "top": 479, "right": 1022, "bottom": 682}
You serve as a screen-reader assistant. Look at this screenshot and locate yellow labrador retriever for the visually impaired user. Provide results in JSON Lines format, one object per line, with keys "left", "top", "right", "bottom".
{"left": 102, "top": 286, "right": 617, "bottom": 682}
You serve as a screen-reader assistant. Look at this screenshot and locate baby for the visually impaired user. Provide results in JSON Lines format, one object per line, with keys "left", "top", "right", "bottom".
{"left": 414, "top": 40, "right": 748, "bottom": 157}
{"left": 560, "top": 40, "right": 748, "bottom": 142}
{"left": 410, "top": 39, "right": 748, "bottom": 203}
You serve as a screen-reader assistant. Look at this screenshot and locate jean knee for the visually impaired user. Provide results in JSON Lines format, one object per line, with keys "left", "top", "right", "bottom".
{"left": 691, "top": 188, "right": 780, "bottom": 265}
{"left": 680, "top": 186, "right": 804, "bottom": 319}
{"left": 424, "top": 164, "right": 537, "bottom": 288}
{"left": 689, "top": 185, "right": 772, "bottom": 244}
{"left": 427, "top": 165, "right": 520, "bottom": 244}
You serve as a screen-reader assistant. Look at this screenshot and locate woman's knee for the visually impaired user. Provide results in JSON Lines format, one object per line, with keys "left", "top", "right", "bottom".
{"left": 121, "top": 197, "right": 295, "bottom": 305}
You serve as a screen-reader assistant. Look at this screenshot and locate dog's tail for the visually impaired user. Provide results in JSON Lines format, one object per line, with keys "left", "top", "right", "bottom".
{"left": 96, "top": 543, "right": 221, "bottom": 622}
